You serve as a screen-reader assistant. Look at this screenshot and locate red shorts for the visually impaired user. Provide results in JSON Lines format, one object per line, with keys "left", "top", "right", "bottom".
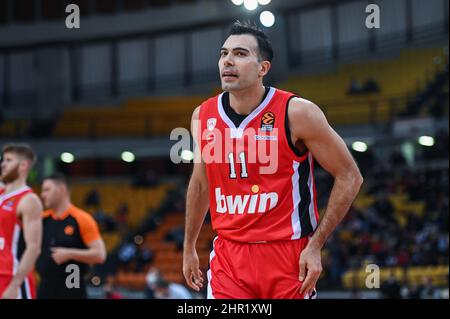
{"left": 207, "top": 236, "right": 317, "bottom": 299}
{"left": 0, "top": 274, "right": 36, "bottom": 299}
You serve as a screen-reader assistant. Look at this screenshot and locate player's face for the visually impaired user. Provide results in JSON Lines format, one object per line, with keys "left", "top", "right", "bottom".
{"left": 0, "top": 152, "right": 22, "bottom": 184}
{"left": 41, "top": 180, "right": 63, "bottom": 209}
{"left": 219, "top": 34, "right": 264, "bottom": 92}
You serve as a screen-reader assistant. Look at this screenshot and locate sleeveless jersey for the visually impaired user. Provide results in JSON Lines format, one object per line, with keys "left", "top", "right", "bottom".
{"left": 199, "top": 87, "right": 319, "bottom": 242}
{"left": 0, "top": 186, "right": 33, "bottom": 276}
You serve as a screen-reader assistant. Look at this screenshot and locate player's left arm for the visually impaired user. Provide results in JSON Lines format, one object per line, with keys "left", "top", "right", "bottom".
{"left": 288, "top": 97, "right": 364, "bottom": 296}
{"left": 51, "top": 214, "right": 106, "bottom": 265}
{"left": 2, "top": 193, "right": 43, "bottom": 299}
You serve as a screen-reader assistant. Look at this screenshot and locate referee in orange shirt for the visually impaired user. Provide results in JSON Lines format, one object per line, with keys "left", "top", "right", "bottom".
{"left": 36, "top": 173, "right": 106, "bottom": 299}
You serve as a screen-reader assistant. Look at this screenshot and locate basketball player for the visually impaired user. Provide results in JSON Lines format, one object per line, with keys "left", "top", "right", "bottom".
{"left": 0, "top": 143, "right": 43, "bottom": 299}
{"left": 183, "top": 21, "right": 364, "bottom": 299}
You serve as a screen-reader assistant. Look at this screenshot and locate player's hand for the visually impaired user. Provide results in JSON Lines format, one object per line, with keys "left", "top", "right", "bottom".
{"left": 51, "top": 247, "right": 71, "bottom": 265}
{"left": 298, "top": 245, "right": 322, "bottom": 298}
{"left": 1, "top": 283, "right": 20, "bottom": 299}
{"left": 183, "top": 247, "right": 204, "bottom": 292}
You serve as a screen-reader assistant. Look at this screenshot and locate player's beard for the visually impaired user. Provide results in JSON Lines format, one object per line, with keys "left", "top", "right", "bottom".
{"left": 0, "top": 164, "right": 20, "bottom": 184}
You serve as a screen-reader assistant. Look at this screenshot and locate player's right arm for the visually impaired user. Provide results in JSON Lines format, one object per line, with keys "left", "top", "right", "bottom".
{"left": 183, "top": 106, "right": 209, "bottom": 292}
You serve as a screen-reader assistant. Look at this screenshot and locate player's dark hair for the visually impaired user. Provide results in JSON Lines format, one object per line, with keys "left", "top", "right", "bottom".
{"left": 228, "top": 20, "right": 274, "bottom": 62}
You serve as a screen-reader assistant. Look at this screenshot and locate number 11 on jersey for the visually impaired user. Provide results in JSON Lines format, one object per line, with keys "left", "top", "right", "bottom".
{"left": 228, "top": 152, "right": 248, "bottom": 179}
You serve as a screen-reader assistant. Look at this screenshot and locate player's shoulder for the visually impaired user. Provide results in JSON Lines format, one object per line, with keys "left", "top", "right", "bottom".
{"left": 193, "top": 94, "right": 220, "bottom": 119}
{"left": 287, "top": 96, "right": 324, "bottom": 121}
{"left": 18, "top": 192, "right": 43, "bottom": 215}
{"left": 273, "top": 86, "right": 296, "bottom": 97}
{"left": 288, "top": 96, "right": 317, "bottom": 108}
{"left": 20, "top": 191, "right": 40, "bottom": 204}
{"left": 287, "top": 96, "right": 329, "bottom": 141}
{"left": 201, "top": 94, "right": 220, "bottom": 109}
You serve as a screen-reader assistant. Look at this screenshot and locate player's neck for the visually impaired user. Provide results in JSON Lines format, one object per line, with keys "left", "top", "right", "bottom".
{"left": 53, "top": 199, "right": 71, "bottom": 217}
{"left": 229, "top": 85, "right": 266, "bottom": 115}
{"left": 4, "top": 178, "right": 28, "bottom": 194}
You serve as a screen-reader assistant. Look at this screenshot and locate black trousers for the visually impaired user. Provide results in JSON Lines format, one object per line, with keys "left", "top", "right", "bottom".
{"left": 37, "top": 278, "right": 88, "bottom": 299}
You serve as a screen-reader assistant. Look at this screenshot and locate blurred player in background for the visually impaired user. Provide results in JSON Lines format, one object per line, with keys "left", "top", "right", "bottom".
{"left": 183, "top": 21, "right": 363, "bottom": 299}
{"left": 0, "top": 143, "right": 43, "bottom": 299}
{"left": 37, "top": 173, "right": 106, "bottom": 299}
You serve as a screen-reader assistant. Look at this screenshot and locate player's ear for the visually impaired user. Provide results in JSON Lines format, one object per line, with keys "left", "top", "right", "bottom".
{"left": 19, "top": 158, "right": 29, "bottom": 172}
{"left": 259, "top": 60, "right": 271, "bottom": 77}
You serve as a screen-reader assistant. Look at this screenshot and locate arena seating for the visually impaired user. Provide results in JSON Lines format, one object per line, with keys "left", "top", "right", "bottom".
{"left": 113, "top": 212, "right": 215, "bottom": 290}
{"left": 26, "top": 46, "right": 444, "bottom": 139}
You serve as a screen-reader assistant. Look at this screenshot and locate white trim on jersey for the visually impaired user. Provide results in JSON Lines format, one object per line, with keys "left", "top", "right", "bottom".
{"left": 217, "top": 87, "right": 276, "bottom": 131}
{"left": 307, "top": 153, "right": 318, "bottom": 230}
{"left": 24, "top": 277, "right": 32, "bottom": 299}
{"left": 15, "top": 276, "right": 32, "bottom": 299}
{"left": 207, "top": 237, "right": 218, "bottom": 299}
{"left": 11, "top": 224, "right": 20, "bottom": 275}
{"left": 1, "top": 186, "right": 32, "bottom": 299}
{"left": 290, "top": 161, "right": 302, "bottom": 240}
{"left": 0, "top": 186, "right": 31, "bottom": 205}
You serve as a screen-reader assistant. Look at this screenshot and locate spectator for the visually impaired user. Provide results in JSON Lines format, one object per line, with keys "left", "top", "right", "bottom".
{"left": 134, "top": 169, "right": 158, "bottom": 187}
{"left": 406, "top": 282, "right": 422, "bottom": 299}
{"left": 153, "top": 277, "right": 192, "bottom": 299}
{"left": 116, "top": 202, "right": 130, "bottom": 235}
{"left": 380, "top": 272, "right": 402, "bottom": 299}
{"left": 364, "top": 77, "right": 380, "bottom": 93}
{"left": 117, "top": 242, "right": 138, "bottom": 272}
{"left": 420, "top": 277, "right": 440, "bottom": 299}
{"left": 103, "top": 277, "right": 123, "bottom": 299}
{"left": 347, "top": 78, "right": 363, "bottom": 95}
{"left": 370, "top": 190, "right": 395, "bottom": 223}
{"left": 165, "top": 225, "right": 184, "bottom": 251}
{"left": 136, "top": 245, "right": 154, "bottom": 272}
{"left": 85, "top": 188, "right": 100, "bottom": 207}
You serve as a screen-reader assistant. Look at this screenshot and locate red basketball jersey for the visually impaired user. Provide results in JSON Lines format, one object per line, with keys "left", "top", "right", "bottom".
{"left": 0, "top": 186, "right": 33, "bottom": 276}
{"left": 199, "top": 87, "right": 319, "bottom": 242}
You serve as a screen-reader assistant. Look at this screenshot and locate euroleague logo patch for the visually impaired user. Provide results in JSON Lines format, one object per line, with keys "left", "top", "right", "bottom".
{"left": 64, "top": 225, "right": 75, "bottom": 236}
{"left": 261, "top": 112, "right": 275, "bottom": 132}
{"left": 1, "top": 200, "right": 15, "bottom": 211}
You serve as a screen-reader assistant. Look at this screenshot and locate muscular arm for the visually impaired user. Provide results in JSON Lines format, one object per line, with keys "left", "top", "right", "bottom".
{"left": 4, "top": 194, "right": 43, "bottom": 298}
{"left": 289, "top": 98, "right": 363, "bottom": 249}
{"left": 184, "top": 106, "right": 210, "bottom": 250}
{"left": 183, "top": 106, "right": 210, "bottom": 291}
{"left": 288, "top": 97, "right": 363, "bottom": 295}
